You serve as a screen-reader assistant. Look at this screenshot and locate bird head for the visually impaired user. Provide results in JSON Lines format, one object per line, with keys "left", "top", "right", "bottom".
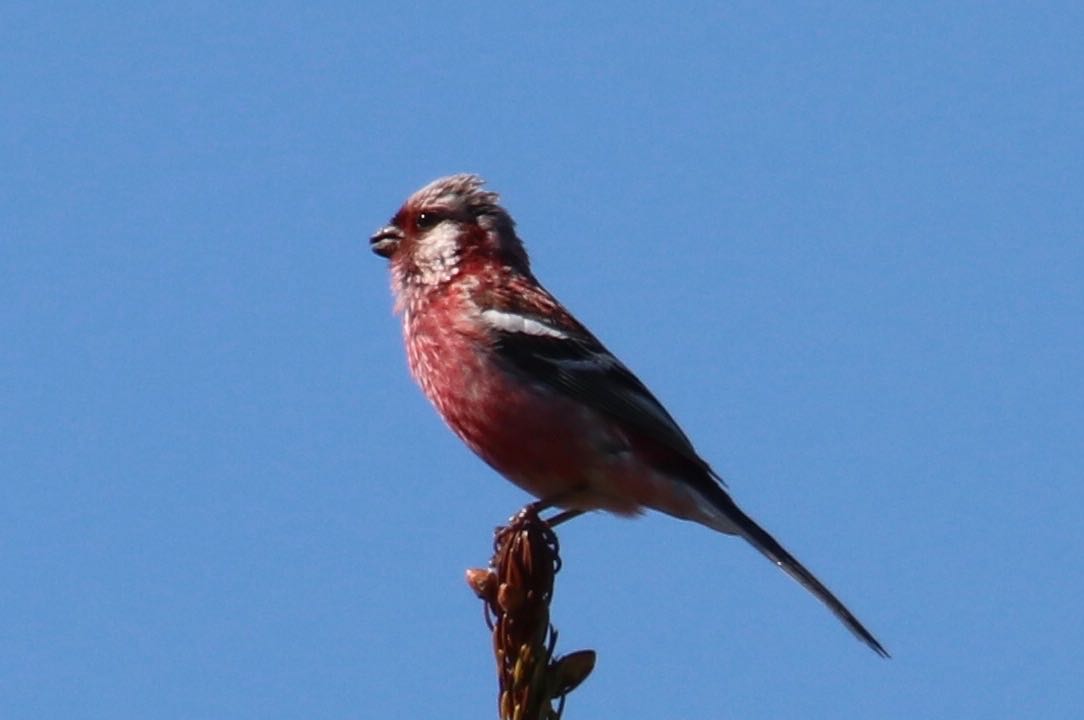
{"left": 370, "top": 174, "right": 531, "bottom": 290}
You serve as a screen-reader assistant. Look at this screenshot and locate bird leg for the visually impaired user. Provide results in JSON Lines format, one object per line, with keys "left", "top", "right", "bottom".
{"left": 523, "top": 489, "right": 589, "bottom": 528}
{"left": 543, "top": 508, "right": 585, "bottom": 527}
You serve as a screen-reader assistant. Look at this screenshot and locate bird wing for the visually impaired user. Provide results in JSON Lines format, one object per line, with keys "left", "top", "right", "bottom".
{"left": 478, "top": 298, "right": 722, "bottom": 487}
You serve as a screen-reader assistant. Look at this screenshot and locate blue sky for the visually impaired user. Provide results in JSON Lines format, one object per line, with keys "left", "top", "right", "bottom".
{"left": 3, "top": 2, "right": 1082, "bottom": 718}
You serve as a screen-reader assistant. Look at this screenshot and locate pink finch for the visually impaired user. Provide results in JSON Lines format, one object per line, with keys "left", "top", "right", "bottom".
{"left": 371, "top": 174, "right": 887, "bottom": 657}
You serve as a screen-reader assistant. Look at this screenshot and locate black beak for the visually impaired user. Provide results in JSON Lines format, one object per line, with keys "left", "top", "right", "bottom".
{"left": 370, "top": 225, "right": 403, "bottom": 258}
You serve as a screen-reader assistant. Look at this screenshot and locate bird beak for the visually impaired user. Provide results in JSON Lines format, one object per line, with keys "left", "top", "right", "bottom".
{"left": 370, "top": 225, "right": 403, "bottom": 258}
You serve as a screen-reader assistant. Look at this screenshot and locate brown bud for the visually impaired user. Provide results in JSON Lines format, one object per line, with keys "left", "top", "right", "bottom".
{"left": 499, "top": 689, "right": 513, "bottom": 720}
{"left": 497, "top": 581, "right": 526, "bottom": 613}
{"left": 465, "top": 567, "right": 498, "bottom": 602}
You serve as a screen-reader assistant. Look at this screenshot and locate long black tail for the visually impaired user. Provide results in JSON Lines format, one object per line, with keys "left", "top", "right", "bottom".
{"left": 702, "top": 485, "right": 889, "bottom": 657}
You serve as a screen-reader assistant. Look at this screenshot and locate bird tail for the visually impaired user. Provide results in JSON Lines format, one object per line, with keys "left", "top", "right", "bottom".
{"left": 699, "top": 484, "right": 889, "bottom": 657}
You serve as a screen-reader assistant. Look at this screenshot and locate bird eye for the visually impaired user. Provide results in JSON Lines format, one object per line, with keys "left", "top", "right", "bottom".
{"left": 415, "top": 211, "right": 443, "bottom": 230}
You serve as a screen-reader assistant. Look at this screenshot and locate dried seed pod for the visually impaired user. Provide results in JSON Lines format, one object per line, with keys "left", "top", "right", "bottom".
{"left": 467, "top": 505, "right": 596, "bottom": 719}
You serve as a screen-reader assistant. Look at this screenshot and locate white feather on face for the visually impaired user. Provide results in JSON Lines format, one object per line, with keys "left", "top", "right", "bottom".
{"left": 408, "top": 220, "right": 463, "bottom": 287}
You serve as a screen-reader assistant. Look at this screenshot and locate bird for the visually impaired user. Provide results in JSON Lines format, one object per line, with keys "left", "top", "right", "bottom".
{"left": 370, "top": 173, "right": 887, "bottom": 657}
